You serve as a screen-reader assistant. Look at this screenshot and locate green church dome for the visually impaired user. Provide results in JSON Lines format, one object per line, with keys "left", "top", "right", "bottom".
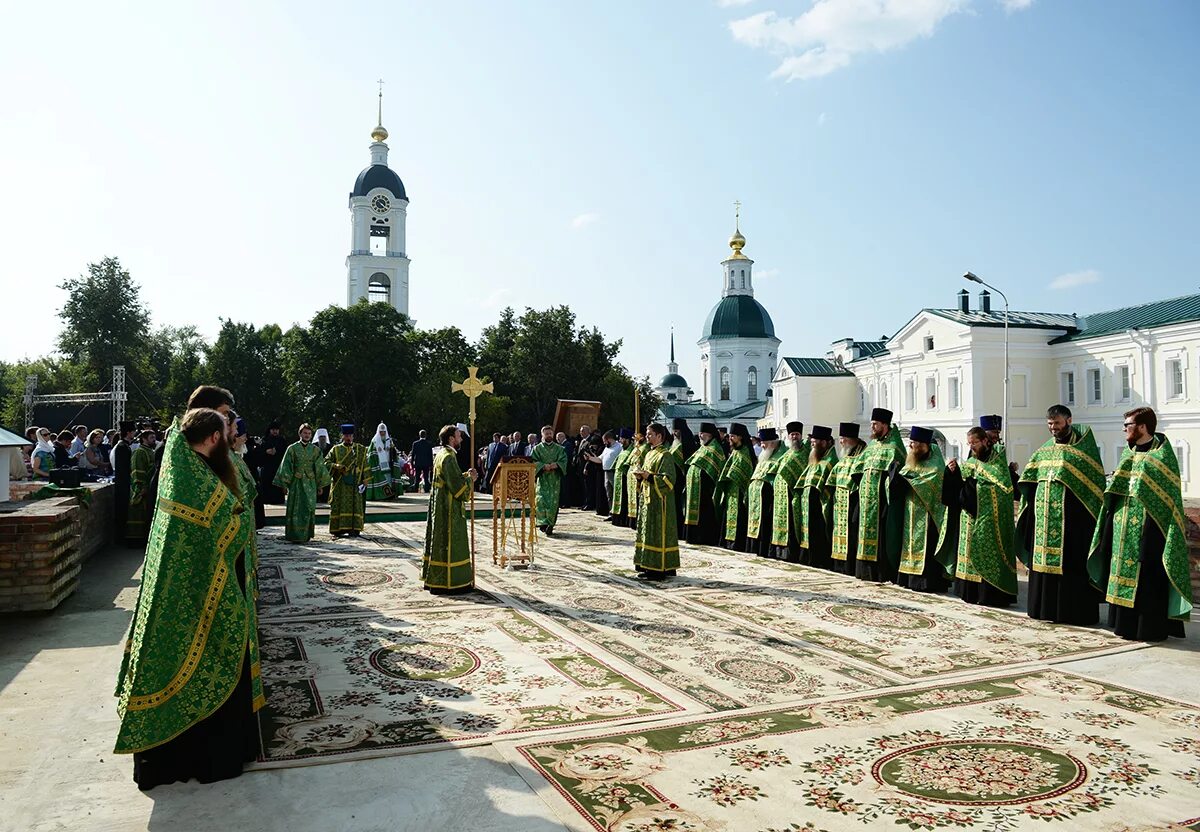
{"left": 702, "top": 295, "right": 776, "bottom": 340}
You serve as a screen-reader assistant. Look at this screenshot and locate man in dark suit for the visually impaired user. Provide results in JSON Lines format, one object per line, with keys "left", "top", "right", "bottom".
{"left": 484, "top": 433, "right": 509, "bottom": 493}
{"left": 410, "top": 429, "right": 434, "bottom": 493}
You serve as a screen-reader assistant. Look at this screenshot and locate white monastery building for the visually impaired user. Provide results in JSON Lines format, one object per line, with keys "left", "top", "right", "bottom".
{"left": 767, "top": 290, "right": 1200, "bottom": 498}
{"left": 346, "top": 92, "right": 411, "bottom": 317}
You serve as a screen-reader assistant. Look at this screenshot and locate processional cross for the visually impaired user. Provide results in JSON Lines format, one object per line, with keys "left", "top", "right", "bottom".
{"left": 451, "top": 367, "right": 494, "bottom": 556}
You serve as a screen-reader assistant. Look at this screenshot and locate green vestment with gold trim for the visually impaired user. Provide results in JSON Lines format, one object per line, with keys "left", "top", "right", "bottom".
{"left": 770, "top": 443, "right": 809, "bottom": 547}
{"left": 1017, "top": 425, "right": 1105, "bottom": 573}
{"left": 1087, "top": 435, "right": 1193, "bottom": 621}
{"left": 624, "top": 442, "right": 650, "bottom": 522}
{"left": 634, "top": 446, "right": 680, "bottom": 574}
{"left": 327, "top": 442, "right": 370, "bottom": 535}
{"left": 684, "top": 439, "right": 726, "bottom": 526}
{"left": 610, "top": 443, "right": 634, "bottom": 519}
{"left": 716, "top": 446, "right": 754, "bottom": 543}
{"left": 114, "top": 421, "right": 262, "bottom": 754}
{"left": 831, "top": 447, "right": 866, "bottom": 563}
{"left": 896, "top": 443, "right": 952, "bottom": 577}
{"left": 856, "top": 426, "right": 906, "bottom": 568}
{"left": 532, "top": 440, "right": 568, "bottom": 530}
{"left": 747, "top": 451, "right": 782, "bottom": 541}
{"left": 422, "top": 446, "right": 474, "bottom": 590}
{"left": 798, "top": 448, "right": 838, "bottom": 553}
{"left": 126, "top": 445, "right": 155, "bottom": 542}
{"left": 274, "top": 441, "right": 330, "bottom": 542}
{"left": 941, "top": 444, "right": 1017, "bottom": 594}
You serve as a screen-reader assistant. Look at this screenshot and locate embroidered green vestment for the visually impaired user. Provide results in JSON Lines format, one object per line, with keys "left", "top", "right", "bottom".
{"left": 532, "top": 441, "right": 567, "bottom": 530}
{"left": 634, "top": 446, "right": 680, "bottom": 573}
{"left": 422, "top": 446, "right": 474, "bottom": 590}
{"left": 327, "top": 442, "right": 370, "bottom": 534}
{"left": 716, "top": 447, "right": 754, "bottom": 542}
{"left": 856, "top": 426, "right": 906, "bottom": 566}
{"left": 685, "top": 439, "right": 725, "bottom": 527}
{"left": 274, "top": 441, "right": 330, "bottom": 542}
{"left": 1016, "top": 425, "right": 1105, "bottom": 573}
{"left": 798, "top": 448, "right": 838, "bottom": 551}
{"left": 942, "top": 444, "right": 1017, "bottom": 594}
{"left": 770, "top": 443, "right": 809, "bottom": 547}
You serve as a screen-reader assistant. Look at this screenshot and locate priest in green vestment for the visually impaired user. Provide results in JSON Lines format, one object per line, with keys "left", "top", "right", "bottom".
{"left": 114, "top": 408, "right": 263, "bottom": 790}
{"left": 942, "top": 425, "right": 1017, "bottom": 606}
{"left": 715, "top": 423, "right": 754, "bottom": 551}
{"left": 126, "top": 429, "right": 158, "bottom": 544}
{"left": 1017, "top": 405, "right": 1105, "bottom": 625}
{"left": 797, "top": 426, "right": 838, "bottom": 569}
{"left": 609, "top": 429, "right": 636, "bottom": 527}
{"left": 532, "top": 425, "right": 568, "bottom": 535}
{"left": 769, "top": 422, "right": 809, "bottom": 562}
{"left": 683, "top": 422, "right": 726, "bottom": 546}
{"left": 633, "top": 422, "right": 680, "bottom": 579}
{"left": 856, "top": 408, "right": 906, "bottom": 582}
{"left": 831, "top": 422, "right": 866, "bottom": 575}
{"left": 891, "top": 426, "right": 953, "bottom": 593}
{"left": 274, "top": 424, "right": 330, "bottom": 543}
{"left": 1088, "top": 407, "right": 1192, "bottom": 642}
{"left": 669, "top": 419, "right": 699, "bottom": 537}
{"left": 624, "top": 435, "right": 650, "bottom": 528}
{"left": 422, "top": 424, "right": 478, "bottom": 594}
{"left": 327, "top": 424, "right": 370, "bottom": 537}
{"left": 747, "top": 428, "right": 783, "bottom": 557}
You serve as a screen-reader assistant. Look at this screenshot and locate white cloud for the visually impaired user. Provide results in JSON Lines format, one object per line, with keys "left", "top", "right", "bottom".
{"left": 817, "top": 111, "right": 828, "bottom": 126}
{"left": 1000, "top": 0, "right": 1034, "bottom": 11}
{"left": 756, "top": 267, "right": 780, "bottom": 280}
{"left": 717, "top": 0, "right": 755, "bottom": 6}
{"left": 1048, "top": 269, "right": 1101, "bottom": 290}
{"left": 571, "top": 212, "right": 600, "bottom": 230}
{"left": 729, "top": 0, "right": 1031, "bottom": 82}
{"left": 478, "top": 287, "right": 514, "bottom": 309}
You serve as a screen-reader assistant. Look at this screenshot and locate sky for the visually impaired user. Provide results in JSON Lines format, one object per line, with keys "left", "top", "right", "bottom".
{"left": 2, "top": 0, "right": 1198, "bottom": 388}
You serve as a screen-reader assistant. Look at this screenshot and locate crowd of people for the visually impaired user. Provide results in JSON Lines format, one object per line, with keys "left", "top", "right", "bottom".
{"left": 32, "top": 380, "right": 1183, "bottom": 796}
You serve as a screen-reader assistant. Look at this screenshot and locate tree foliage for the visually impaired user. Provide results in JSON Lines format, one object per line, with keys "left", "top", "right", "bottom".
{"left": 57, "top": 257, "right": 152, "bottom": 391}
{"left": 205, "top": 320, "right": 290, "bottom": 431}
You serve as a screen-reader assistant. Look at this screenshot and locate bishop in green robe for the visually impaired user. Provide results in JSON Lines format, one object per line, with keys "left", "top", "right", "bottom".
{"left": 365, "top": 423, "right": 398, "bottom": 501}
{"left": 609, "top": 430, "right": 636, "bottom": 527}
{"left": 1088, "top": 410, "right": 1192, "bottom": 642}
{"left": 422, "top": 425, "right": 477, "bottom": 593}
{"left": 942, "top": 425, "right": 1017, "bottom": 607}
{"left": 830, "top": 422, "right": 867, "bottom": 575}
{"left": 1017, "top": 407, "right": 1105, "bottom": 625}
{"left": 633, "top": 423, "right": 680, "bottom": 579}
{"left": 273, "top": 425, "right": 330, "bottom": 543}
{"left": 855, "top": 409, "right": 906, "bottom": 583}
{"left": 796, "top": 426, "right": 838, "bottom": 569}
{"left": 126, "top": 431, "right": 158, "bottom": 544}
{"left": 891, "top": 427, "right": 953, "bottom": 593}
{"left": 683, "top": 422, "right": 726, "bottom": 546}
{"left": 532, "top": 427, "right": 568, "bottom": 535}
{"left": 327, "top": 424, "right": 370, "bottom": 537}
{"left": 114, "top": 409, "right": 262, "bottom": 790}
{"left": 715, "top": 423, "right": 754, "bottom": 552}
{"left": 769, "top": 422, "right": 810, "bottom": 562}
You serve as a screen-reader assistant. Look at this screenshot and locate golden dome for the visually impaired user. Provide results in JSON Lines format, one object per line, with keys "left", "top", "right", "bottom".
{"left": 728, "top": 227, "right": 747, "bottom": 259}
{"left": 371, "top": 124, "right": 389, "bottom": 142}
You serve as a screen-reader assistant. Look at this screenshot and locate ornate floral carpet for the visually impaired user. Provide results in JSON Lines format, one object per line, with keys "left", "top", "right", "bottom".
{"left": 502, "top": 669, "right": 1200, "bottom": 832}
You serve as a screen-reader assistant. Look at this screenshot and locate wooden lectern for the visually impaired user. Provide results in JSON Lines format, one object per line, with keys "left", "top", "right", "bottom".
{"left": 492, "top": 457, "right": 536, "bottom": 568}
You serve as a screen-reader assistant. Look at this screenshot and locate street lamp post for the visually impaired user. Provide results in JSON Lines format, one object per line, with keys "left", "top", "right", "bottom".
{"left": 964, "top": 272, "right": 1010, "bottom": 442}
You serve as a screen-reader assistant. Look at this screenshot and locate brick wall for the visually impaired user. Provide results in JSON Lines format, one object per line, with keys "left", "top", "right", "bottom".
{"left": 0, "top": 484, "right": 115, "bottom": 613}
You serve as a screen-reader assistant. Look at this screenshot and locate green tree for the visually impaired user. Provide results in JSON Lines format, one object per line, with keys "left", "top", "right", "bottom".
{"left": 284, "top": 301, "right": 417, "bottom": 432}
{"left": 146, "top": 325, "right": 208, "bottom": 419}
{"left": 398, "top": 326, "right": 481, "bottom": 441}
{"left": 0, "top": 357, "right": 85, "bottom": 430}
{"left": 205, "top": 320, "right": 290, "bottom": 432}
{"left": 57, "top": 257, "right": 152, "bottom": 391}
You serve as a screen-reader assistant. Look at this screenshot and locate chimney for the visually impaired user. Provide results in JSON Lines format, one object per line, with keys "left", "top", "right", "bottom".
{"left": 979, "top": 290, "right": 991, "bottom": 313}
{"left": 956, "top": 289, "right": 970, "bottom": 313}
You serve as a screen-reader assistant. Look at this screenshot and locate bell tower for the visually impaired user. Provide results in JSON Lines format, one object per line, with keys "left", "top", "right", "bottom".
{"left": 346, "top": 82, "right": 411, "bottom": 317}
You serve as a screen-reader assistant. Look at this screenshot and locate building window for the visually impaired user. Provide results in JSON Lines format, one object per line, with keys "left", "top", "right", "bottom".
{"left": 1086, "top": 367, "right": 1102, "bottom": 406}
{"left": 880, "top": 382, "right": 889, "bottom": 409}
{"left": 747, "top": 366, "right": 758, "bottom": 400}
{"left": 1012, "top": 372, "right": 1028, "bottom": 408}
{"left": 904, "top": 379, "right": 916, "bottom": 411}
{"left": 1061, "top": 371, "right": 1076, "bottom": 406}
{"left": 948, "top": 376, "right": 961, "bottom": 409}
{"left": 719, "top": 367, "right": 730, "bottom": 401}
{"left": 925, "top": 377, "right": 937, "bottom": 409}
{"left": 923, "top": 336, "right": 934, "bottom": 352}
{"left": 949, "top": 442, "right": 960, "bottom": 461}
{"left": 368, "top": 273, "right": 391, "bottom": 304}
{"left": 1166, "top": 358, "right": 1185, "bottom": 399}
{"left": 782, "top": 398, "right": 789, "bottom": 418}
{"left": 858, "top": 386, "right": 866, "bottom": 415}
{"left": 1175, "top": 440, "right": 1190, "bottom": 482}
{"left": 1116, "top": 365, "right": 1132, "bottom": 403}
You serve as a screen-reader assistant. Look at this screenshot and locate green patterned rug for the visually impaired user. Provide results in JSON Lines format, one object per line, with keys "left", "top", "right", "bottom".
{"left": 253, "top": 606, "right": 702, "bottom": 768}
{"left": 503, "top": 669, "right": 1200, "bottom": 832}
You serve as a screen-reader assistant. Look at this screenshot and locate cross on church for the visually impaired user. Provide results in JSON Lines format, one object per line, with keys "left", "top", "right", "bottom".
{"left": 733, "top": 199, "right": 741, "bottom": 226}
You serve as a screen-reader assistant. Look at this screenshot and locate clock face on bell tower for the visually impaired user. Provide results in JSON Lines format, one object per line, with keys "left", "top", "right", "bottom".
{"left": 371, "top": 194, "right": 391, "bottom": 215}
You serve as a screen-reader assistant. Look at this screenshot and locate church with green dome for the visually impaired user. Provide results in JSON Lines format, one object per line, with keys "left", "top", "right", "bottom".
{"left": 655, "top": 219, "right": 781, "bottom": 428}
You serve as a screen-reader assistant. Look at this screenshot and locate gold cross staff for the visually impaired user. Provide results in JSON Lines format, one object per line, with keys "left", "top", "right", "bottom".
{"left": 451, "top": 367, "right": 494, "bottom": 557}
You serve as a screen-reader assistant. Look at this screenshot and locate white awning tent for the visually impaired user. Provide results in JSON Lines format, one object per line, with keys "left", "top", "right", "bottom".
{"left": 0, "top": 426, "right": 28, "bottom": 503}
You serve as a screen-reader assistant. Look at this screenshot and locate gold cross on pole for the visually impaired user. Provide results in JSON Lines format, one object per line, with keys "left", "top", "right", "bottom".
{"left": 451, "top": 366, "right": 493, "bottom": 422}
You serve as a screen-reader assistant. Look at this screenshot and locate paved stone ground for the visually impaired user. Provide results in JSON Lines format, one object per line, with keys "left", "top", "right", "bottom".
{"left": 2, "top": 510, "right": 1197, "bottom": 832}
